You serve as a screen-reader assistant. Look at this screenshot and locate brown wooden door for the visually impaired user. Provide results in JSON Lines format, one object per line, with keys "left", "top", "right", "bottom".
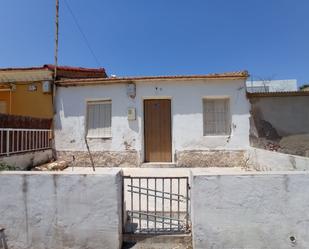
{"left": 144, "top": 99, "right": 172, "bottom": 162}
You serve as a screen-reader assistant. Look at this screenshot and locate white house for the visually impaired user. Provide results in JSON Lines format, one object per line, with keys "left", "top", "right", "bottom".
{"left": 246, "top": 79, "right": 298, "bottom": 93}
{"left": 54, "top": 71, "right": 250, "bottom": 167}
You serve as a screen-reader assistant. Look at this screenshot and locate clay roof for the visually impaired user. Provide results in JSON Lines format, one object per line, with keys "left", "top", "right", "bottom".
{"left": 0, "top": 65, "right": 107, "bottom": 80}
{"left": 0, "top": 66, "right": 48, "bottom": 71}
{"left": 247, "top": 91, "right": 309, "bottom": 98}
{"left": 56, "top": 71, "right": 249, "bottom": 86}
{"left": 44, "top": 65, "right": 107, "bottom": 79}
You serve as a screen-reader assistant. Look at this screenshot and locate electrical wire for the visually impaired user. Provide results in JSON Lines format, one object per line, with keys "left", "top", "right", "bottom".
{"left": 63, "top": 0, "right": 101, "bottom": 67}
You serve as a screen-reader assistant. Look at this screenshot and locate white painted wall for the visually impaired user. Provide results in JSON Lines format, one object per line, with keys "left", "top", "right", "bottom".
{"left": 55, "top": 79, "right": 250, "bottom": 163}
{"left": 0, "top": 170, "right": 123, "bottom": 249}
{"left": 246, "top": 79, "right": 298, "bottom": 92}
{"left": 192, "top": 172, "right": 309, "bottom": 249}
{"left": 247, "top": 147, "right": 309, "bottom": 171}
{"left": 0, "top": 149, "right": 52, "bottom": 169}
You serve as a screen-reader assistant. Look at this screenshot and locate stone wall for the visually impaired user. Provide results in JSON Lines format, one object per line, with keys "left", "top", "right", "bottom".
{"left": 56, "top": 150, "right": 139, "bottom": 167}
{"left": 0, "top": 170, "right": 123, "bottom": 249}
{"left": 192, "top": 172, "right": 309, "bottom": 249}
{"left": 249, "top": 95, "right": 309, "bottom": 157}
{"left": 176, "top": 150, "right": 247, "bottom": 167}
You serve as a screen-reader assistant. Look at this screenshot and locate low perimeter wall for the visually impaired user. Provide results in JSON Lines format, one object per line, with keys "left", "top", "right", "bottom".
{"left": 192, "top": 172, "right": 309, "bottom": 249}
{"left": 0, "top": 149, "right": 53, "bottom": 170}
{"left": 247, "top": 147, "right": 309, "bottom": 171}
{"left": 0, "top": 170, "right": 123, "bottom": 249}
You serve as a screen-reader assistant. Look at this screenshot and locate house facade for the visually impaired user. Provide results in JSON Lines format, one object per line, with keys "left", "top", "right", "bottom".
{"left": 54, "top": 71, "right": 250, "bottom": 167}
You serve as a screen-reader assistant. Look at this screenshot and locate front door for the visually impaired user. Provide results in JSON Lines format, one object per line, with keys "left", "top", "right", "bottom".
{"left": 144, "top": 99, "right": 172, "bottom": 162}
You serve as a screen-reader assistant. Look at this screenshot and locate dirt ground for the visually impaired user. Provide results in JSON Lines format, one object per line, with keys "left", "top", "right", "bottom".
{"left": 251, "top": 133, "right": 309, "bottom": 157}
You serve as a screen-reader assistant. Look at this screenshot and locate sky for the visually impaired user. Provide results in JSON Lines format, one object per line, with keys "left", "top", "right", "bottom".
{"left": 0, "top": 0, "right": 308, "bottom": 87}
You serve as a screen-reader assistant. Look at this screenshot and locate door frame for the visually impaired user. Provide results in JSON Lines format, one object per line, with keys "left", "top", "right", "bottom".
{"left": 142, "top": 97, "right": 173, "bottom": 163}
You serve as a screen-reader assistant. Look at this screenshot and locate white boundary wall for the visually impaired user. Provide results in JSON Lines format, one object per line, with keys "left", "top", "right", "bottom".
{"left": 0, "top": 170, "right": 123, "bottom": 249}
{"left": 192, "top": 172, "right": 309, "bottom": 249}
{"left": 247, "top": 148, "right": 309, "bottom": 171}
{"left": 0, "top": 149, "right": 53, "bottom": 170}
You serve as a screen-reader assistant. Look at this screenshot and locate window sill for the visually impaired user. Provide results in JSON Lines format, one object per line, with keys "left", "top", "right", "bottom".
{"left": 86, "top": 136, "right": 112, "bottom": 140}
{"left": 203, "top": 134, "right": 231, "bottom": 137}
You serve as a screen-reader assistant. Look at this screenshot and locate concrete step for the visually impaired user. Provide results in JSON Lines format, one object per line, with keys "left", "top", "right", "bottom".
{"left": 122, "top": 234, "right": 192, "bottom": 249}
{"left": 141, "top": 163, "right": 177, "bottom": 168}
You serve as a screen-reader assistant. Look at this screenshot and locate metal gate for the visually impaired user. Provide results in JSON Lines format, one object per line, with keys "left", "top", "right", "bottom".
{"left": 123, "top": 176, "right": 190, "bottom": 234}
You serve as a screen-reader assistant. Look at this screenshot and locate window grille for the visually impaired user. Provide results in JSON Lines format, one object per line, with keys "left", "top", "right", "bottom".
{"left": 86, "top": 100, "right": 112, "bottom": 138}
{"left": 203, "top": 98, "right": 230, "bottom": 135}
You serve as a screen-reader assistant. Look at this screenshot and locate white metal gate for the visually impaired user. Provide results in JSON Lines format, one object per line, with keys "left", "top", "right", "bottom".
{"left": 123, "top": 176, "right": 190, "bottom": 234}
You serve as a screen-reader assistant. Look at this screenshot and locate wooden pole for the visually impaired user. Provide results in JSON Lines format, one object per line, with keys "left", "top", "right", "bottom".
{"left": 54, "top": 0, "right": 59, "bottom": 83}
{"left": 51, "top": 0, "right": 59, "bottom": 161}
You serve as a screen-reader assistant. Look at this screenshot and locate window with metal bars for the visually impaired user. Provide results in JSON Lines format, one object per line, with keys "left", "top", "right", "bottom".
{"left": 203, "top": 98, "right": 230, "bottom": 135}
{"left": 86, "top": 100, "right": 112, "bottom": 138}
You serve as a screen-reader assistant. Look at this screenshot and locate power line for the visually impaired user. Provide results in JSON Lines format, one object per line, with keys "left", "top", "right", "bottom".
{"left": 63, "top": 0, "right": 101, "bottom": 67}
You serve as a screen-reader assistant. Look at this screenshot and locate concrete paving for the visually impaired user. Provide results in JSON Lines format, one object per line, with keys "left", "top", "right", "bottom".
{"left": 122, "top": 234, "right": 192, "bottom": 249}
{"left": 64, "top": 166, "right": 245, "bottom": 175}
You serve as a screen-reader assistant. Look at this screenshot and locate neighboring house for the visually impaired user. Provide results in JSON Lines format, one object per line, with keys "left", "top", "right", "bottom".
{"left": 0, "top": 65, "right": 107, "bottom": 118}
{"left": 54, "top": 71, "right": 250, "bottom": 167}
{"left": 300, "top": 84, "right": 309, "bottom": 91}
{"left": 246, "top": 79, "right": 297, "bottom": 93}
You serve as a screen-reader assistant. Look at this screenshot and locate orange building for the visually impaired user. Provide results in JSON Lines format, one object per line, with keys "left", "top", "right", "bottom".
{"left": 0, "top": 65, "right": 107, "bottom": 118}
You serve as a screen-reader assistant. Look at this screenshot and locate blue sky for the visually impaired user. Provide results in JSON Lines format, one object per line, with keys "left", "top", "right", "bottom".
{"left": 1, "top": 0, "right": 308, "bottom": 87}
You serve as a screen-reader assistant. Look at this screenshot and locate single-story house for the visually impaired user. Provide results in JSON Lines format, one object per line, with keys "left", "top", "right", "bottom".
{"left": 54, "top": 71, "right": 250, "bottom": 167}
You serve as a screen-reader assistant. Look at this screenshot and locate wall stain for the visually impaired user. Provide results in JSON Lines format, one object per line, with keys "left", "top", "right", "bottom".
{"left": 22, "top": 175, "right": 29, "bottom": 247}
{"left": 284, "top": 175, "right": 290, "bottom": 193}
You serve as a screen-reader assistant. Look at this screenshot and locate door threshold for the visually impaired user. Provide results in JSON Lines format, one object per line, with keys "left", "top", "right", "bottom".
{"left": 141, "top": 162, "right": 176, "bottom": 168}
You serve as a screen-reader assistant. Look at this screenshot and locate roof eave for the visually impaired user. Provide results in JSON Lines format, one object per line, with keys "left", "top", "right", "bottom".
{"left": 56, "top": 75, "right": 248, "bottom": 87}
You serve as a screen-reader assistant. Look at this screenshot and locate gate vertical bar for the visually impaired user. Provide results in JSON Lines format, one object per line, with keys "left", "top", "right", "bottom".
{"left": 170, "top": 178, "right": 172, "bottom": 231}
{"left": 139, "top": 178, "right": 141, "bottom": 232}
{"left": 146, "top": 178, "right": 149, "bottom": 233}
{"left": 131, "top": 178, "right": 133, "bottom": 228}
{"left": 178, "top": 178, "right": 180, "bottom": 229}
{"left": 162, "top": 178, "right": 164, "bottom": 230}
{"left": 154, "top": 178, "right": 157, "bottom": 233}
{"left": 186, "top": 177, "right": 189, "bottom": 230}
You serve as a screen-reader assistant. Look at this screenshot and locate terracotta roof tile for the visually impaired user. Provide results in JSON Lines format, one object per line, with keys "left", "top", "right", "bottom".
{"left": 247, "top": 91, "right": 309, "bottom": 97}
{"left": 57, "top": 71, "right": 249, "bottom": 86}
{"left": 0, "top": 65, "right": 107, "bottom": 79}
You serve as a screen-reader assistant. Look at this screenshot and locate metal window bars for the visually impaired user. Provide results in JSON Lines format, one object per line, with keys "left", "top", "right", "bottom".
{"left": 0, "top": 128, "right": 52, "bottom": 156}
{"left": 123, "top": 176, "right": 190, "bottom": 234}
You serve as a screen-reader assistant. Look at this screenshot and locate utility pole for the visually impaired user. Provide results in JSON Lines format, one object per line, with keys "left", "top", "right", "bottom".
{"left": 54, "top": 0, "right": 59, "bottom": 84}
{"left": 52, "top": 0, "right": 59, "bottom": 161}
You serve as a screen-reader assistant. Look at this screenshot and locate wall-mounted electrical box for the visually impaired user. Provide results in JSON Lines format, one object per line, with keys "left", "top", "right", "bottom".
{"left": 127, "top": 83, "right": 136, "bottom": 99}
{"left": 127, "top": 107, "right": 136, "bottom": 120}
{"left": 42, "top": 81, "right": 52, "bottom": 93}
